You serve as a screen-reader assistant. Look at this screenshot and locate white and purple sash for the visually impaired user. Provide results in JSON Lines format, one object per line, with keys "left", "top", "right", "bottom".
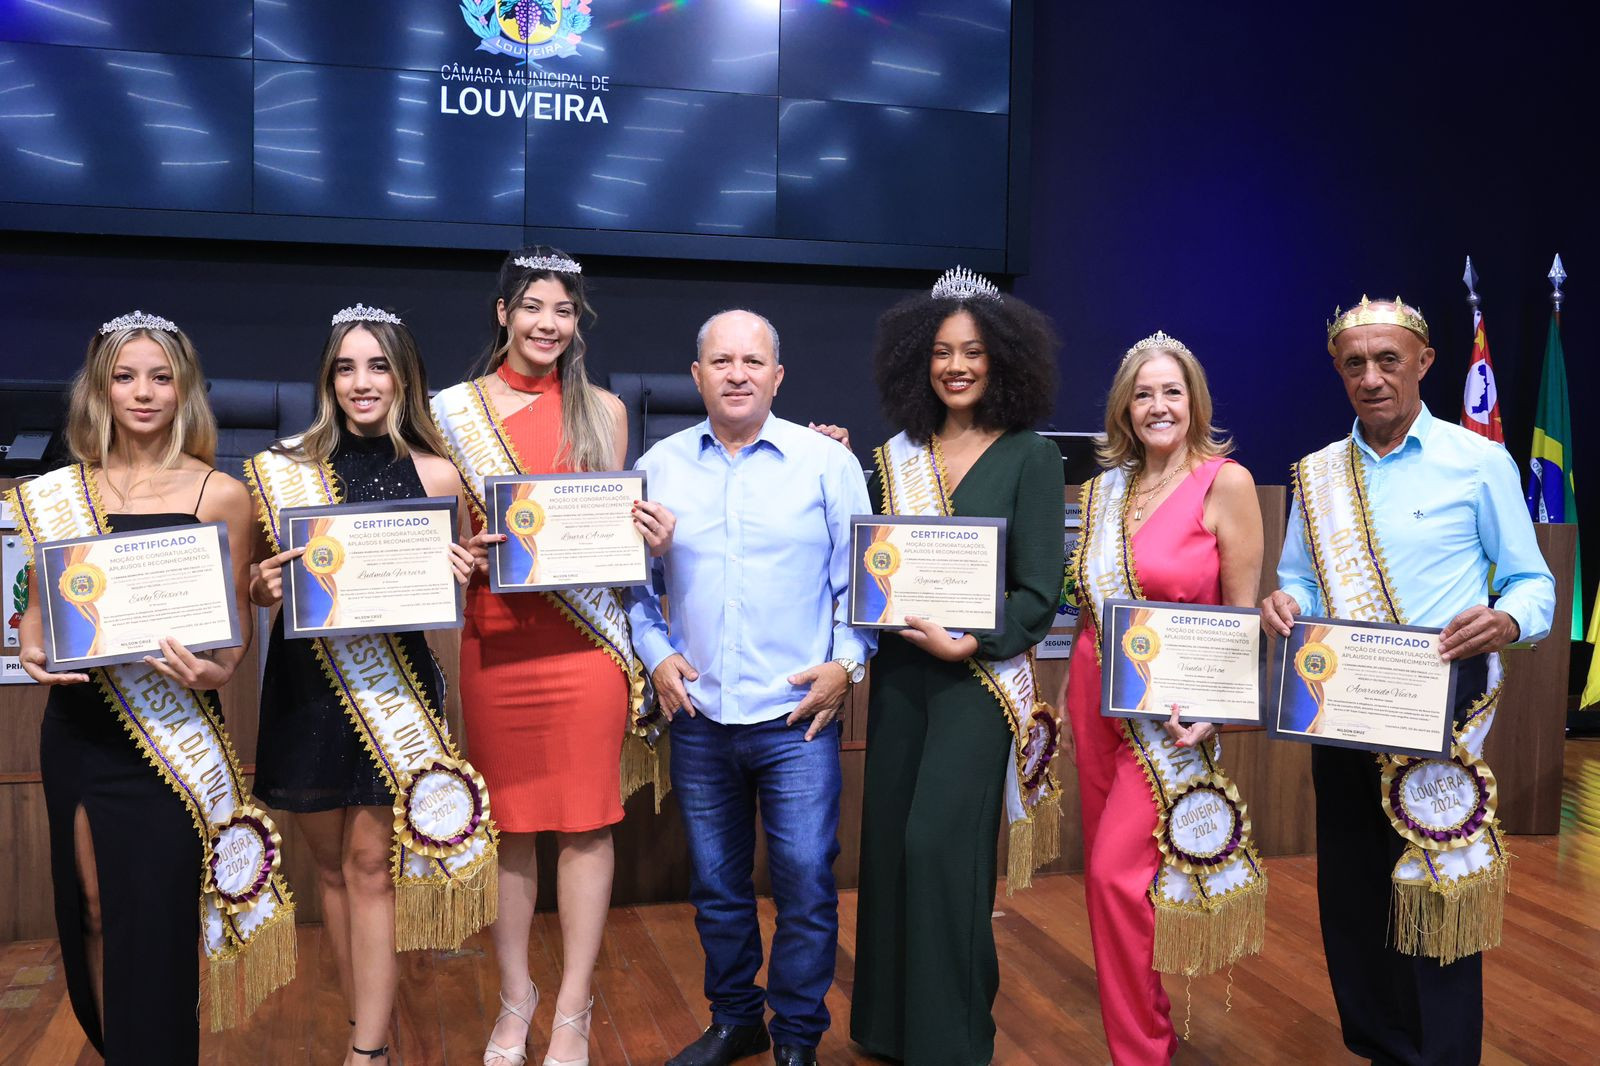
{"left": 1074, "top": 465, "right": 1268, "bottom": 975}
{"left": 1293, "top": 437, "right": 1507, "bottom": 963}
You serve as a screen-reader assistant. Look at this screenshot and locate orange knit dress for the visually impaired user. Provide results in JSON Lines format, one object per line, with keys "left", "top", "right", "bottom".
{"left": 459, "top": 364, "right": 629, "bottom": 833}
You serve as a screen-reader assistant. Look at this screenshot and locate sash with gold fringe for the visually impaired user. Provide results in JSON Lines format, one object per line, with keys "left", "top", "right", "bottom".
{"left": 1073, "top": 466, "right": 1268, "bottom": 975}
{"left": 6, "top": 465, "right": 296, "bottom": 1031}
{"left": 1292, "top": 437, "right": 1508, "bottom": 964}
{"left": 873, "top": 431, "right": 1062, "bottom": 892}
{"left": 428, "top": 378, "right": 665, "bottom": 807}
{"left": 245, "top": 445, "right": 499, "bottom": 950}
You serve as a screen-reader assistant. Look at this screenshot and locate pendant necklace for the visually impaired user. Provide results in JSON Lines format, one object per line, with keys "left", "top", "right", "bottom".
{"left": 1130, "top": 457, "right": 1189, "bottom": 522}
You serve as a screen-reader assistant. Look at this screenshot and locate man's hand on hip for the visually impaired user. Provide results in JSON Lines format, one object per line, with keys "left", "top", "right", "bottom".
{"left": 1439, "top": 606, "right": 1520, "bottom": 661}
{"left": 653, "top": 653, "right": 700, "bottom": 719}
{"left": 786, "top": 661, "right": 849, "bottom": 741}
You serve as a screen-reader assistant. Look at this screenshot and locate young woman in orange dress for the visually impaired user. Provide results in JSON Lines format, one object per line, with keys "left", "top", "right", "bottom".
{"left": 431, "top": 248, "right": 672, "bottom": 1066}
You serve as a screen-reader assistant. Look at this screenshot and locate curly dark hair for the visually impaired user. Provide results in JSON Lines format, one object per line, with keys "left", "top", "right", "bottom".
{"left": 873, "top": 293, "right": 1059, "bottom": 442}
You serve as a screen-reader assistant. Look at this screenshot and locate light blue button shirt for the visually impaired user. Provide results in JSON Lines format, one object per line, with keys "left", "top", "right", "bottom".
{"left": 627, "top": 414, "right": 877, "bottom": 725}
{"left": 1278, "top": 404, "right": 1555, "bottom": 641}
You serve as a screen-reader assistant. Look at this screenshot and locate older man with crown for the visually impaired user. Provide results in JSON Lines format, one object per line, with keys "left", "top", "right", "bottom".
{"left": 1262, "top": 296, "right": 1555, "bottom": 1065}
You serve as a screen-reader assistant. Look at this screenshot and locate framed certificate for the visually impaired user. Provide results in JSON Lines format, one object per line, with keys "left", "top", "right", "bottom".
{"left": 2, "top": 494, "right": 34, "bottom": 684}
{"left": 484, "top": 472, "right": 649, "bottom": 593}
{"left": 848, "top": 515, "right": 1006, "bottom": 634}
{"left": 35, "top": 521, "right": 242, "bottom": 671}
{"left": 1267, "top": 615, "right": 1459, "bottom": 758}
{"left": 282, "top": 497, "right": 463, "bottom": 640}
{"left": 1100, "top": 599, "right": 1264, "bottom": 724}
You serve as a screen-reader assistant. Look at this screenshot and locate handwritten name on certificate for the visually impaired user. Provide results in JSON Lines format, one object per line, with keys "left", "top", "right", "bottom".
{"left": 849, "top": 515, "right": 1006, "bottom": 634}
{"left": 283, "top": 498, "right": 462, "bottom": 640}
{"left": 484, "top": 473, "right": 649, "bottom": 593}
{"left": 1101, "top": 600, "right": 1263, "bottom": 724}
{"left": 1268, "top": 616, "right": 1458, "bottom": 758}
{"left": 37, "top": 521, "right": 241, "bottom": 671}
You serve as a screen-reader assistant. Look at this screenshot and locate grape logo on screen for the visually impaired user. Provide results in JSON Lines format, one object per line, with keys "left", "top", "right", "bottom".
{"left": 460, "top": 0, "right": 593, "bottom": 61}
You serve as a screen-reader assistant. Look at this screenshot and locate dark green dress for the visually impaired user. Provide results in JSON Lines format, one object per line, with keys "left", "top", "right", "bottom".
{"left": 850, "top": 430, "right": 1065, "bottom": 1065}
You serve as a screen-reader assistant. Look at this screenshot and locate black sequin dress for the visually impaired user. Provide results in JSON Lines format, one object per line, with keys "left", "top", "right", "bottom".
{"left": 252, "top": 429, "right": 447, "bottom": 812}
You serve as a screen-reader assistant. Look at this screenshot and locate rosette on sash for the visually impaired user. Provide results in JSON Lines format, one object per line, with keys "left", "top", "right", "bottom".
{"left": 1074, "top": 467, "right": 1267, "bottom": 975}
{"left": 245, "top": 446, "right": 498, "bottom": 950}
{"left": 7, "top": 466, "right": 297, "bottom": 1031}
{"left": 873, "top": 432, "right": 1062, "bottom": 892}
{"left": 1292, "top": 438, "right": 1508, "bottom": 963}
{"left": 429, "top": 379, "right": 666, "bottom": 807}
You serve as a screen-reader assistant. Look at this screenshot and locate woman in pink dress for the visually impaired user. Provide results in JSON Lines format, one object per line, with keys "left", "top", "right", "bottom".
{"left": 1055, "top": 331, "right": 1264, "bottom": 1065}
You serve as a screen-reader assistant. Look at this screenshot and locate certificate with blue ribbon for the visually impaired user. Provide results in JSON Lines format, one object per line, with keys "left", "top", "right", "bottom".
{"left": 1101, "top": 599, "right": 1264, "bottom": 724}
{"left": 848, "top": 514, "right": 1006, "bottom": 633}
{"left": 282, "top": 497, "right": 462, "bottom": 639}
{"left": 1267, "top": 615, "right": 1458, "bottom": 758}
{"left": 37, "top": 521, "right": 241, "bottom": 671}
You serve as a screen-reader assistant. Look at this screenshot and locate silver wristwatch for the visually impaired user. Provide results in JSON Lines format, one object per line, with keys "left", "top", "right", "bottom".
{"left": 832, "top": 657, "right": 865, "bottom": 684}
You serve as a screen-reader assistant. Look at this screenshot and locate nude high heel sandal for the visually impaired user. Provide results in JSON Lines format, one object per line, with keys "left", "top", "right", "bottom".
{"left": 484, "top": 985, "right": 539, "bottom": 1066}
{"left": 542, "top": 996, "right": 593, "bottom": 1066}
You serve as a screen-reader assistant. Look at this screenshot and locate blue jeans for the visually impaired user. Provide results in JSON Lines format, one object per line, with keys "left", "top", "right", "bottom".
{"left": 670, "top": 712, "right": 842, "bottom": 1048}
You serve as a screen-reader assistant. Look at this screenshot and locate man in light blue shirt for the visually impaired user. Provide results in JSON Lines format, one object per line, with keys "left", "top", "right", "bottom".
{"left": 629, "top": 309, "right": 875, "bottom": 1066}
{"left": 1263, "top": 298, "right": 1555, "bottom": 1065}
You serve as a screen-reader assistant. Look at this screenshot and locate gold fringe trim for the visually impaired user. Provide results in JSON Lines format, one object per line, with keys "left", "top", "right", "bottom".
{"left": 1152, "top": 874, "right": 1267, "bottom": 977}
{"left": 620, "top": 732, "right": 670, "bottom": 812}
{"left": 205, "top": 895, "right": 298, "bottom": 1031}
{"left": 394, "top": 852, "right": 500, "bottom": 952}
{"left": 1006, "top": 793, "right": 1062, "bottom": 894}
{"left": 1392, "top": 860, "right": 1508, "bottom": 965}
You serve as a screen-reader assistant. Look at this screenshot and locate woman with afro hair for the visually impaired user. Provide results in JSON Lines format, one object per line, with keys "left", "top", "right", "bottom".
{"left": 849, "top": 268, "right": 1065, "bottom": 1065}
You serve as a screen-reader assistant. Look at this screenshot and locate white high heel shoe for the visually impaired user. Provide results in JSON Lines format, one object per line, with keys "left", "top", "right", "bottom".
{"left": 542, "top": 996, "right": 594, "bottom": 1066}
{"left": 483, "top": 985, "right": 539, "bottom": 1066}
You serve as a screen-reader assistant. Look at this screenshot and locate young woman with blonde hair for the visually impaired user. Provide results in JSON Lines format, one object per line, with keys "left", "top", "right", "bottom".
{"left": 10, "top": 312, "right": 273, "bottom": 1064}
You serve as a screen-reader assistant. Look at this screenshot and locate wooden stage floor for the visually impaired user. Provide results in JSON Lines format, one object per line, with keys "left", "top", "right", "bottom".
{"left": 5, "top": 739, "right": 1599, "bottom": 1065}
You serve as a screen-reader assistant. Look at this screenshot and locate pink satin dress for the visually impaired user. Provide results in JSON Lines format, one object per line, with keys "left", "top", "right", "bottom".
{"left": 1065, "top": 456, "right": 1233, "bottom": 1065}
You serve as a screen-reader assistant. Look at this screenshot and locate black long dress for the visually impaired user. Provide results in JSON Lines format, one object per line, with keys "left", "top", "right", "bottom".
{"left": 40, "top": 509, "right": 210, "bottom": 1065}
{"left": 252, "top": 428, "right": 446, "bottom": 812}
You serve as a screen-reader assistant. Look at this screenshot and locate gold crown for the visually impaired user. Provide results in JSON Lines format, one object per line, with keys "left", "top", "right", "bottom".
{"left": 1326, "top": 295, "right": 1429, "bottom": 354}
{"left": 1122, "top": 329, "right": 1192, "bottom": 363}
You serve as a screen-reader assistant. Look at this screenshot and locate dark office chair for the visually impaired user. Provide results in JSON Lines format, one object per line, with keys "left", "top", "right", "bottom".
{"left": 207, "top": 379, "right": 317, "bottom": 476}
{"left": 607, "top": 373, "right": 706, "bottom": 467}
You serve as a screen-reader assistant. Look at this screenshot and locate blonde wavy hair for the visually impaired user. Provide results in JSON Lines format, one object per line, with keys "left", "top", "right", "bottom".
{"left": 279, "top": 319, "right": 450, "bottom": 468}
{"left": 66, "top": 324, "right": 217, "bottom": 471}
{"left": 1096, "top": 343, "right": 1232, "bottom": 471}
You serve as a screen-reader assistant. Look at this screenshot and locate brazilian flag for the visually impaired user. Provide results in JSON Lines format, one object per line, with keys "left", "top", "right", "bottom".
{"left": 1526, "top": 314, "right": 1582, "bottom": 644}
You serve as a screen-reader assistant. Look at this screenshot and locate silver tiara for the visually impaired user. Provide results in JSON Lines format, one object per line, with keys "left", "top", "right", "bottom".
{"left": 930, "top": 266, "right": 1000, "bottom": 302}
{"left": 1123, "top": 329, "right": 1193, "bottom": 363}
{"left": 331, "top": 303, "right": 402, "bottom": 326}
{"left": 514, "top": 253, "right": 582, "bottom": 275}
{"left": 99, "top": 310, "right": 178, "bottom": 335}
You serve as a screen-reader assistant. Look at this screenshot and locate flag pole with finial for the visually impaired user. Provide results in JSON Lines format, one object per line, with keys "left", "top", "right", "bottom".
{"left": 1460, "top": 255, "right": 1502, "bottom": 442}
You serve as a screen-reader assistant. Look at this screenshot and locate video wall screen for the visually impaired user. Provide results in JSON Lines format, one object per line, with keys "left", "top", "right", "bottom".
{"left": 0, "top": 1, "right": 1025, "bottom": 270}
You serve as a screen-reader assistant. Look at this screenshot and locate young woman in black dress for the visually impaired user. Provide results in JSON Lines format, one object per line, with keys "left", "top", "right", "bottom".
{"left": 248, "top": 306, "right": 474, "bottom": 1066}
{"left": 13, "top": 312, "right": 260, "bottom": 1064}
